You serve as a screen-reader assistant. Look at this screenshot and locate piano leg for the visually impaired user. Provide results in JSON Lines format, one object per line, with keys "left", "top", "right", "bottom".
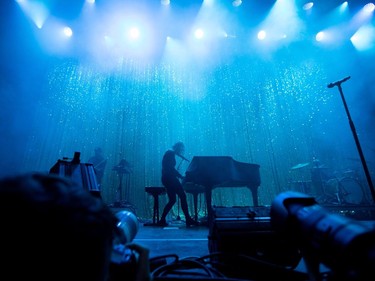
{"left": 205, "top": 187, "right": 213, "bottom": 224}
{"left": 186, "top": 191, "right": 204, "bottom": 222}
{"left": 192, "top": 192, "right": 198, "bottom": 222}
{"left": 248, "top": 186, "right": 259, "bottom": 206}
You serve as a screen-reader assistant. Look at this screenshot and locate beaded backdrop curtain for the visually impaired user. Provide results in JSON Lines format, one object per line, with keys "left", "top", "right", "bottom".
{"left": 22, "top": 42, "right": 365, "bottom": 221}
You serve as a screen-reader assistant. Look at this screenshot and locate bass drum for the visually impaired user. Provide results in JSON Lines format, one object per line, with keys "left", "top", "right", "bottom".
{"left": 323, "top": 178, "right": 340, "bottom": 204}
{"left": 338, "top": 177, "right": 364, "bottom": 205}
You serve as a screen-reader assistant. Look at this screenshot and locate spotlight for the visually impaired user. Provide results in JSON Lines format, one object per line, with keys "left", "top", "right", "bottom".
{"left": 161, "top": 0, "right": 170, "bottom": 5}
{"left": 194, "top": 28, "right": 204, "bottom": 39}
{"left": 303, "top": 2, "right": 314, "bottom": 11}
{"left": 257, "top": 30, "right": 266, "bottom": 40}
{"left": 129, "top": 27, "right": 140, "bottom": 40}
{"left": 364, "top": 3, "right": 375, "bottom": 13}
{"left": 350, "top": 25, "right": 375, "bottom": 51}
{"left": 315, "top": 31, "right": 325, "bottom": 42}
{"left": 232, "top": 0, "right": 242, "bottom": 7}
{"left": 63, "top": 26, "right": 73, "bottom": 37}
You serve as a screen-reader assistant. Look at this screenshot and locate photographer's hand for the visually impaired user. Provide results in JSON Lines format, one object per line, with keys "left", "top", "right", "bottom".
{"left": 126, "top": 243, "right": 152, "bottom": 281}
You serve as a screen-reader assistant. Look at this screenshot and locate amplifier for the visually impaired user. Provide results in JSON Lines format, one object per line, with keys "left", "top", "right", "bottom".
{"left": 208, "top": 206, "right": 302, "bottom": 278}
{"left": 212, "top": 205, "right": 271, "bottom": 218}
{"left": 49, "top": 152, "right": 100, "bottom": 194}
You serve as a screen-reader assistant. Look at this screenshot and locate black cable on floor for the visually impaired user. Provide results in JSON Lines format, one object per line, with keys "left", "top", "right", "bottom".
{"left": 196, "top": 251, "right": 310, "bottom": 281}
{"left": 152, "top": 258, "right": 219, "bottom": 278}
{"left": 149, "top": 251, "right": 318, "bottom": 281}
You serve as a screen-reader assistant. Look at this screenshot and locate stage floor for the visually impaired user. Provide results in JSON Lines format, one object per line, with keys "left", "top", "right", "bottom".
{"left": 134, "top": 219, "right": 210, "bottom": 259}
{"left": 122, "top": 204, "right": 375, "bottom": 280}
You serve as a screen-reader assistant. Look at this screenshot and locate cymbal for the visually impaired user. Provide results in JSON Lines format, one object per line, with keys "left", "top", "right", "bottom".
{"left": 291, "top": 162, "right": 310, "bottom": 170}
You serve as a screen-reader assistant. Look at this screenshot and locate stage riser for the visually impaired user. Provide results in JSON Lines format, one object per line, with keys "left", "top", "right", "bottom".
{"left": 322, "top": 205, "right": 375, "bottom": 220}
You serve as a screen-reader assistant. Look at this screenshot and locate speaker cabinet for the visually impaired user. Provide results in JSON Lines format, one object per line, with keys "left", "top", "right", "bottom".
{"left": 208, "top": 206, "right": 302, "bottom": 280}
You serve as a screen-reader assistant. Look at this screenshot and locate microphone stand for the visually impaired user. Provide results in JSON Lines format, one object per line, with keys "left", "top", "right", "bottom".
{"left": 328, "top": 77, "right": 375, "bottom": 203}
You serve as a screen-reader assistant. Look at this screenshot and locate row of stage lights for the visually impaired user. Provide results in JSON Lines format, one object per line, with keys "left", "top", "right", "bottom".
{"left": 16, "top": 0, "right": 375, "bottom": 57}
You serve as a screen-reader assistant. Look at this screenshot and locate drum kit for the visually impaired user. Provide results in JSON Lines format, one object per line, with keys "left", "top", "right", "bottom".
{"left": 289, "top": 159, "right": 368, "bottom": 205}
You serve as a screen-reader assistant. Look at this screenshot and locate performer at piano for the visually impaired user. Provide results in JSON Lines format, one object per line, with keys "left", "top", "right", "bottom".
{"left": 158, "top": 141, "right": 199, "bottom": 227}
{"left": 88, "top": 147, "right": 107, "bottom": 188}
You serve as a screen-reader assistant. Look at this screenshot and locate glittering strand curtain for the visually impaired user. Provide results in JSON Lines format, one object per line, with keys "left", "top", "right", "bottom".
{"left": 22, "top": 45, "right": 362, "bottom": 221}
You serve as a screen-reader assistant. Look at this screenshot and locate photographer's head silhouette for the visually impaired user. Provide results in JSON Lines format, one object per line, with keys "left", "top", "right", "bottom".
{"left": 0, "top": 172, "right": 150, "bottom": 281}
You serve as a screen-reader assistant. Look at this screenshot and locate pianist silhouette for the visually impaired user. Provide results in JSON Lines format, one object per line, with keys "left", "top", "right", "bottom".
{"left": 158, "top": 141, "right": 198, "bottom": 227}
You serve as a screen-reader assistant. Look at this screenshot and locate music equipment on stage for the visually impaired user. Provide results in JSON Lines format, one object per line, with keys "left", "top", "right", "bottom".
{"left": 109, "top": 159, "right": 135, "bottom": 210}
{"left": 290, "top": 162, "right": 310, "bottom": 170}
{"left": 144, "top": 186, "right": 167, "bottom": 226}
{"left": 310, "top": 163, "right": 336, "bottom": 199}
{"left": 325, "top": 177, "right": 365, "bottom": 205}
{"left": 49, "top": 152, "right": 100, "bottom": 196}
{"left": 328, "top": 77, "right": 375, "bottom": 204}
{"left": 208, "top": 205, "right": 302, "bottom": 280}
{"left": 182, "top": 156, "right": 260, "bottom": 222}
{"left": 290, "top": 180, "right": 313, "bottom": 194}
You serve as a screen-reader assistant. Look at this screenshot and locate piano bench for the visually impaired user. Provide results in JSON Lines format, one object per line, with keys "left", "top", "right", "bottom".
{"left": 144, "top": 186, "right": 166, "bottom": 226}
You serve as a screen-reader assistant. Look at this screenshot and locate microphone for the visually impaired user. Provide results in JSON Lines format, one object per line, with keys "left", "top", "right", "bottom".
{"left": 327, "top": 76, "right": 351, "bottom": 88}
{"left": 177, "top": 154, "right": 190, "bottom": 162}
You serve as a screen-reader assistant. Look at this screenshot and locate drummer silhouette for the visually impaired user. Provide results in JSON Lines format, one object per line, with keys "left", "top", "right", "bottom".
{"left": 310, "top": 158, "right": 336, "bottom": 203}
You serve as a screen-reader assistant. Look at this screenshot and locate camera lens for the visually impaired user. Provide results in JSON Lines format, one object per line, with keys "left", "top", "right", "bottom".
{"left": 115, "top": 210, "right": 139, "bottom": 244}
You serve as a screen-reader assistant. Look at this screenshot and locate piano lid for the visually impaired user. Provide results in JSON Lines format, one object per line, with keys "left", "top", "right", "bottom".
{"left": 184, "top": 156, "right": 260, "bottom": 188}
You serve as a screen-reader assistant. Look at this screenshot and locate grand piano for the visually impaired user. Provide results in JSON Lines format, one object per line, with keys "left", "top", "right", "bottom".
{"left": 183, "top": 156, "right": 261, "bottom": 222}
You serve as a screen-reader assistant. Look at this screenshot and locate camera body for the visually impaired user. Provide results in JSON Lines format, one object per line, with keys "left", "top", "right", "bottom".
{"left": 109, "top": 244, "right": 138, "bottom": 281}
{"left": 108, "top": 210, "right": 140, "bottom": 281}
